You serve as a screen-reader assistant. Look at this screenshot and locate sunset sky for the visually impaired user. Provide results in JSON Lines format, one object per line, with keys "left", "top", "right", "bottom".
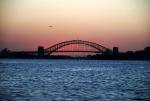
{"left": 0, "top": 0, "right": 150, "bottom": 51}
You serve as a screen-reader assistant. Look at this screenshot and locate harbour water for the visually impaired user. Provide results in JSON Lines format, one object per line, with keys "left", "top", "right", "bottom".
{"left": 0, "top": 59, "right": 150, "bottom": 101}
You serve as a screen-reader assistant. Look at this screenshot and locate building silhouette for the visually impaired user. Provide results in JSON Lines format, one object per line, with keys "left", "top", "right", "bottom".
{"left": 113, "top": 47, "right": 119, "bottom": 56}
{"left": 38, "top": 46, "right": 44, "bottom": 58}
{"left": 144, "top": 47, "right": 150, "bottom": 54}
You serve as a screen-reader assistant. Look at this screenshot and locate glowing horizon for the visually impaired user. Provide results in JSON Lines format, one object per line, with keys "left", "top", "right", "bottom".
{"left": 0, "top": 0, "right": 150, "bottom": 51}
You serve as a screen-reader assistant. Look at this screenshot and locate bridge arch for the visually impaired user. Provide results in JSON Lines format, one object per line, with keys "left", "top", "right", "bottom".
{"left": 45, "top": 40, "right": 111, "bottom": 55}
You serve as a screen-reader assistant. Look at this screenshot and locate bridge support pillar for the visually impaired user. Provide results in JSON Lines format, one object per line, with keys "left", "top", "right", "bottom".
{"left": 38, "top": 46, "right": 44, "bottom": 58}
{"left": 113, "top": 47, "right": 119, "bottom": 57}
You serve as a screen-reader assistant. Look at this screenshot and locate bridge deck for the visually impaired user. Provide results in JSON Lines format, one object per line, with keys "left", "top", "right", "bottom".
{"left": 53, "top": 51, "right": 101, "bottom": 53}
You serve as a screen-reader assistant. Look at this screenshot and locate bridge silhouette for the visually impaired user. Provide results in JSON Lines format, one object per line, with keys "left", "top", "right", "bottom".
{"left": 11, "top": 40, "right": 112, "bottom": 57}
{"left": 44, "top": 40, "right": 111, "bottom": 55}
{"left": 1, "top": 40, "right": 150, "bottom": 59}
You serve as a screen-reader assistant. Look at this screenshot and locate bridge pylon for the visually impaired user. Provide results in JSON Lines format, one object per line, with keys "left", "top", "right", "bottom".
{"left": 38, "top": 46, "right": 44, "bottom": 58}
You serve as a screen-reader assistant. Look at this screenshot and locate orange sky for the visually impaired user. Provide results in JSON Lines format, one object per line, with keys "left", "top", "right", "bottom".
{"left": 0, "top": 0, "right": 150, "bottom": 51}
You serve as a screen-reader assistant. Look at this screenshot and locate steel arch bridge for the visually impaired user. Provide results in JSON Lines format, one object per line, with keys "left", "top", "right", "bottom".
{"left": 44, "top": 40, "right": 112, "bottom": 55}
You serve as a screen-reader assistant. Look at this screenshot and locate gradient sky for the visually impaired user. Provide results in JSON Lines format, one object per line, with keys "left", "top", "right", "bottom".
{"left": 0, "top": 0, "right": 150, "bottom": 51}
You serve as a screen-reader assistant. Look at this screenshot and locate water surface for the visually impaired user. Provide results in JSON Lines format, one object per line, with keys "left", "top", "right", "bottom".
{"left": 0, "top": 59, "right": 150, "bottom": 101}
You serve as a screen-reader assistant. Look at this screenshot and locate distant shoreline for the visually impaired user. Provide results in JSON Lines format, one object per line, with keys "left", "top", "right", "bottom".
{"left": 1, "top": 46, "right": 150, "bottom": 60}
{"left": 0, "top": 57, "right": 149, "bottom": 61}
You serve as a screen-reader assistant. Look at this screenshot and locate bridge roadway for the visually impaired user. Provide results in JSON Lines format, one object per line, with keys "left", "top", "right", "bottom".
{"left": 12, "top": 50, "right": 102, "bottom": 54}
{"left": 47, "top": 50, "right": 101, "bottom": 53}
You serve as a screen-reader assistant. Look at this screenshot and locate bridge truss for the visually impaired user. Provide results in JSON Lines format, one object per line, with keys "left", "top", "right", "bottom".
{"left": 45, "top": 40, "right": 111, "bottom": 56}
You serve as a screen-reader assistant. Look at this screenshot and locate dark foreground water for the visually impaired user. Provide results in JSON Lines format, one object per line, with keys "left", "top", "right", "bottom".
{"left": 0, "top": 59, "right": 150, "bottom": 101}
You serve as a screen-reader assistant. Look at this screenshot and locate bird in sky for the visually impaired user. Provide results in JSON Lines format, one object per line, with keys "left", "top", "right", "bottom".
{"left": 48, "top": 25, "right": 53, "bottom": 27}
